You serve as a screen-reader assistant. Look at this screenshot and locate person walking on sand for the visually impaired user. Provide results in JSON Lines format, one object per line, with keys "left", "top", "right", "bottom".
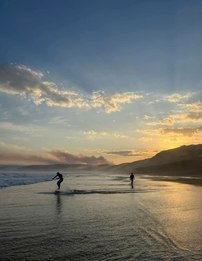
{"left": 130, "top": 172, "right": 135, "bottom": 189}
{"left": 52, "top": 172, "right": 63, "bottom": 190}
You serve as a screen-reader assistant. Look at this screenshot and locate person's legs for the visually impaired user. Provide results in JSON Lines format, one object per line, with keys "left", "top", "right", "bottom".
{"left": 57, "top": 180, "right": 61, "bottom": 189}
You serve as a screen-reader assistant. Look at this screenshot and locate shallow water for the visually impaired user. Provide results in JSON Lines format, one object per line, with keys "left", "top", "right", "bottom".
{"left": 0, "top": 172, "right": 201, "bottom": 260}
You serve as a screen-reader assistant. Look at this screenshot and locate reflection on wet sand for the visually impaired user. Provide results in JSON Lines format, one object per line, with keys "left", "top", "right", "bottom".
{"left": 55, "top": 193, "right": 62, "bottom": 215}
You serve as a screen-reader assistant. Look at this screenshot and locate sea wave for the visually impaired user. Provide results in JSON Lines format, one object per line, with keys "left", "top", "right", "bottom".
{"left": 0, "top": 172, "right": 53, "bottom": 188}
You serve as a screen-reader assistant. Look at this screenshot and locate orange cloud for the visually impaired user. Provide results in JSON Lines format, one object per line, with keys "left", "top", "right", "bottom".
{"left": 146, "top": 101, "right": 202, "bottom": 126}
{"left": 164, "top": 92, "right": 193, "bottom": 103}
{"left": 178, "top": 101, "right": 202, "bottom": 112}
{"left": 160, "top": 127, "right": 202, "bottom": 137}
{"left": 147, "top": 116, "right": 175, "bottom": 126}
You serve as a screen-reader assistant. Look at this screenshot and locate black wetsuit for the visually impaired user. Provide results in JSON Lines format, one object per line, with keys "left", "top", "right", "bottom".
{"left": 130, "top": 173, "right": 135, "bottom": 188}
{"left": 57, "top": 173, "right": 63, "bottom": 181}
{"left": 55, "top": 173, "right": 63, "bottom": 189}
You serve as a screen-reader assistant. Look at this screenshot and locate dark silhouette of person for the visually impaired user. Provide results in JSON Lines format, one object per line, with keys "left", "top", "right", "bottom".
{"left": 52, "top": 172, "right": 63, "bottom": 190}
{"left": 130, "top": 172, "right": 135, "bottom": 189}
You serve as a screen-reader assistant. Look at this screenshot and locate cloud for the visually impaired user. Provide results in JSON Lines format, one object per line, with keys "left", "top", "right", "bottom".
{"left": 49, "top": 116, "right": 71, "bottom": 125}
{"left": 147, "top": 116, "right": 175, "bottom": 126}
{"left": 137, "top": 126, "right": 202, "bottom": 139}
{"left": 83, "top": 130, "right": 108, "bottom": 138}
{"left": 160, "top": 126, "right": 202, "bottom": 137}
{"left": 0, "top": 121, "right": 43, "bottom": 136}
{"left": 177, "top": 102, "right": 202, "bottom": 121}
{"left": 147, "top": 113, "right": 202, "bottom": 127}
{"left": 0, "top": 148, "right": 111, "bottom": 165}
{"left": 0, "top": 121, "right": 30, "bottom": 132}
{"left": 83, "top": 129, "right": 128, "bottom": 139}
{"left": 50, "top": 150, "right": 110, "bottom": 165}
{"left": 146, "top": 101, "right": 202, "bottom": 126}
{"left": 164, "top": 92, "right": 193, "bottom": 103}
{"left": 106, "top": 150, "right": 136, "bottom": 157}
{"left": 113, "top": 133, "right": 128, "bottom": 139}
{"left": 90, "top": 91, "right": 143, "bottom": 113}
{"left": 186, "top": 112, "right": 202, "bottom": 120}
{"left": 0, "top": 64, "right": 88, "bottom": 108}
{"left": 0, "top": 64, "right": 142, "bottom": 113}
{"left": 0, "top": 140, "right": 28, "bottom": 151}
{"left": 178, "top": 101, "right": 202, "bottom": 112}
{"left": 106, "top": 149, "right": 156, "bottom": 158}
{"left": 0, "top": 151, "right": 57, "bottom": 165}
{"left": 144, "top": 115, "right": 155, "bottom": 120}
{"left": 174, "top": 112, "right": 202, "bottom": 123}
{"left": 136, "top": 129, "right": 158, "bottom": 136}
{"left": 174, "top": 102, "right": 202, "bottom": 123}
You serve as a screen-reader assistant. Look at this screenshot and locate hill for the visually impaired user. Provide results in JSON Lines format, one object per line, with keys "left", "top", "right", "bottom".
{"left": 109, "top": 144, "right": 202, "bottom": 177}
{"left": 0, "top": 145, "right": 201, "bottom": 177}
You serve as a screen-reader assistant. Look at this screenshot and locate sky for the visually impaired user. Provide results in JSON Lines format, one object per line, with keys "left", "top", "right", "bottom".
{"left": 0, "top": 0, "right": 201, "bottom": 165}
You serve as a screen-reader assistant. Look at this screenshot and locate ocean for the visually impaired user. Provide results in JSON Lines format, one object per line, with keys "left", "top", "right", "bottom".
{"left": 0, "top": 171, "right": 53, "bottom": 188}
{"left": 0, "top": 171, "right": 201, "bottom": 260}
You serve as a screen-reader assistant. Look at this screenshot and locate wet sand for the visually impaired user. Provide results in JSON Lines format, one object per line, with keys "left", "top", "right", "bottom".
{"left": 0, "top": 174, "right": 201, "bottom": 261}
{"left": 145, "top": 176, "right": 202, "bottom": 186}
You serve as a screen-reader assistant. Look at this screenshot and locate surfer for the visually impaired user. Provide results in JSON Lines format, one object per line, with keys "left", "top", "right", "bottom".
{"left": 52, "top": 172, "right": 63, "bottom": 190}
{"left": 130, "top": 172, "right": 135, "bottom": 189}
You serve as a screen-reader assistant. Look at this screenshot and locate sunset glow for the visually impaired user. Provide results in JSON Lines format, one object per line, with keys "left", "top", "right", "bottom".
{"left": 0, "top": 1, "right": 201, "bottom": 165}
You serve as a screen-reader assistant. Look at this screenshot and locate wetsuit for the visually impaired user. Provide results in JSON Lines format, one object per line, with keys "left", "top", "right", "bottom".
{"left": 130, "top": 173, "right": 135, "bottom": 188}
{"left": 57, "top": 173, "right": 63, "bottom": 189}
{"left": 53, "top": 172, "right": 63, "bottom": 189}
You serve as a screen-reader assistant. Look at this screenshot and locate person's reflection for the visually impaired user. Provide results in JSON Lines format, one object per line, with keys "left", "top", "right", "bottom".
{"left": 55, "top": 193, "right": 62, "bottom": 215}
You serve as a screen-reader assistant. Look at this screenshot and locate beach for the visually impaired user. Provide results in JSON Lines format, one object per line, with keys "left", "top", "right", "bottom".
{"left": 0, "top": 172, "right": 202, "bottom": 261}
